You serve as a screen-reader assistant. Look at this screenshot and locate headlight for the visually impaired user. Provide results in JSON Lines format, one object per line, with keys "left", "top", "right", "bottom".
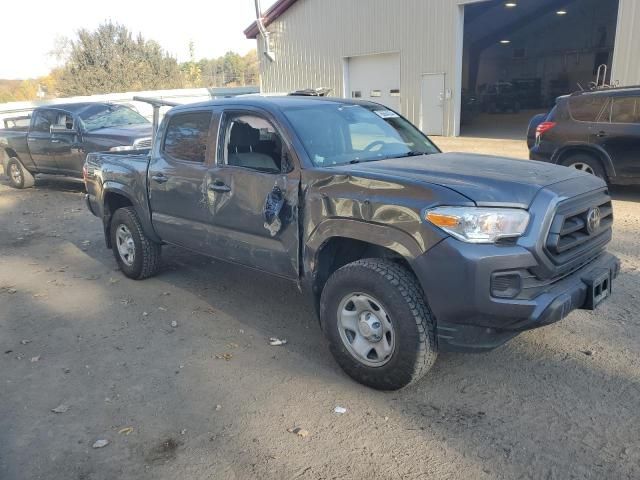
{"left": 425, "top": 206, "right": 530, "bottom": 243}
{"left": 109, "top": 145, "right": 135, "bottom": 152}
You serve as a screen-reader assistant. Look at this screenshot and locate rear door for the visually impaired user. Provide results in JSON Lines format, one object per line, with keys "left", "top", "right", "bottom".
{"left": 148, "top": 109, "right": 215, "bottom": 253}
{"left": 205, "top": 108, "right": 300, "bottom": 280}
{"left": 26, "top": 109, "right": 60, "bottom": 172}
{"left": 591, "top": 94, "right": 640, "bottom": 179}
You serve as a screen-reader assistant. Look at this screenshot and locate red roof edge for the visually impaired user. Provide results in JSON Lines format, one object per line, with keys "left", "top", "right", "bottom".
{"left": 244, "top": 0, "right": 299, "bottom": 39}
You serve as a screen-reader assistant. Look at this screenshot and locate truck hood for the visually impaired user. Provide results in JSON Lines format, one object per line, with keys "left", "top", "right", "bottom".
{"left": 83, "top": 123, "right": 152, "bottom": 143}
{"left": 343, "top": 152, "right": 590, "bottom": 208}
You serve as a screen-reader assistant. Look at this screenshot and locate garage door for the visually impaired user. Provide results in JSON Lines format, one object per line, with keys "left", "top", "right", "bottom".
{"left": 347, "top": 53, "right": 401, "bottom": 111}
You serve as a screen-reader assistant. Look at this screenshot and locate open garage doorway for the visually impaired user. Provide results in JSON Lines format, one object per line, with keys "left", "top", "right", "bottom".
{"left": 460, "top": 0, "right": 620, "bottom": 140}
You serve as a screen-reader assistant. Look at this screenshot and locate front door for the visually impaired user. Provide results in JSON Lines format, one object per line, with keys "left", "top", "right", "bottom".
{"left": 26, "top": 109, "right": 60, "bottom": 172}
{"left": 148, "top": 110, "right": 215, "bottom": 253}
{"left": 420, "top": 73, "right": 445, "bottom": 136}
{"left": 206, "top": 110, "right": 300, "bottom": 280}
{"left": 50, "top": 110, "right": 85, "bottom": 176}
{"left": 590, "top": 94, "right": 640, "bottom": 179}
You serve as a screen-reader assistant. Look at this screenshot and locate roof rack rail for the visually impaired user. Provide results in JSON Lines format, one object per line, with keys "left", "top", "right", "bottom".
{"left": 569, "top": 83, "right": 640, "bottom": 97}
{"left": 288, "top": 87, "right": 332, "bottom": 97}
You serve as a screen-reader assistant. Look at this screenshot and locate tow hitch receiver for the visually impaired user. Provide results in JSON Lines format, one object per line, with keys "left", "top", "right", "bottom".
{"left": 583, "top": 268, "right": 611, "bottom": 310}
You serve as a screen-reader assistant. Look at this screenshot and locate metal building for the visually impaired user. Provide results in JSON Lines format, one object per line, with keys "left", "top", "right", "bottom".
{"left": 245, "top": 0, "right": 640, "bottom": 137}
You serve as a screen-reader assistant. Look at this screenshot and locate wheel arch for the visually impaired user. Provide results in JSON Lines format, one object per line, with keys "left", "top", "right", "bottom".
{"left": 102, "top": 185, "right": 160, "bottom": 247}
{"left": 305, "top": 220, "right": 426, "bottom": 319}
{"left": 552, "top": 144, "right": 615, "bottom": 179}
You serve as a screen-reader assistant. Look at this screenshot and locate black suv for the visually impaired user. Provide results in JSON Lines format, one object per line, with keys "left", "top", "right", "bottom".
{"left": 529, "top": 87, "right": 640, "bottom": 185}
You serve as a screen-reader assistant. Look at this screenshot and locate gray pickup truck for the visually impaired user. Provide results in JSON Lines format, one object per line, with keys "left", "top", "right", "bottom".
{"left": 1, "top": 102, "right": 152, "bottom": 188}
{"left": 84, "top": 96, "right": 619, "bottom": 390}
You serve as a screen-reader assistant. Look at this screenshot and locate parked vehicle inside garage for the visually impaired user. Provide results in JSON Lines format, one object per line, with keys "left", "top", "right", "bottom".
{"left": 529, "top": 86, "right": 640, "bottom": 186}
{"left": 84, "top": 96, "right": 619, "bottom": 390}
{"left": 1, "top": 102, "right": 152, "bottom": 189}
{"left": 480, "top": 82, "right": 521, "bottom": 113}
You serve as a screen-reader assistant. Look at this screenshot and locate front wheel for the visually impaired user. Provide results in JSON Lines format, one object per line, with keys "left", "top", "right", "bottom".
{"left": 320, "top": 259, "right": 438, "bottom": 390}
{"left": 6, "top": 158, "right": 35, "bottom": 189}
{"left": 110, "top": 207, "right": 161, "bottom": 279}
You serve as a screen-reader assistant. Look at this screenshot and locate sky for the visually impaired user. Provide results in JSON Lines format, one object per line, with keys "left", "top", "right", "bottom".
{"left": 0, "top": 0, "right": 277, "bottom": 79}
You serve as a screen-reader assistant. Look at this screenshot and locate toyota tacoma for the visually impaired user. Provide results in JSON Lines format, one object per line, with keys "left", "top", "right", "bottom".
{"left": 83, "top": 96, "right": 619, "bottom": 390}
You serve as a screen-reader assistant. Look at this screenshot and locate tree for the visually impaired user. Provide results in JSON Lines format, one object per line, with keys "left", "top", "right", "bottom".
{"left": 57, "top": 21, "right": 184, "bottom": 96}
{"left": 194, "top": 49, "right": 260, "bottom": 87}
{"left": 182, "top": 41, "right": 202, "bottom": 88}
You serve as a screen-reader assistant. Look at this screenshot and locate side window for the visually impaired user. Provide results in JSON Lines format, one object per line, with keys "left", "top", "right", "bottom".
{"left": 54, "top": 112, "right": 75, "bottom": 130}
{"left": 569, "top": 95, "right": 609, "bottom": 122}
{"left": 224, "top": 113, "right": 283, "bottom": 173}
{"left": 31, "top": 110, "right": 58, "bottom": 133}
{"left": 611, "top": 97, "right": 639, "bottom": 124}
{"left": 163, "top": 111, "right": 212, "bottom": 163}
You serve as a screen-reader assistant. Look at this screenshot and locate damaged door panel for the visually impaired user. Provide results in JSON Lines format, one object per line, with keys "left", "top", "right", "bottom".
{"left": 204, "top": 109, "right": 300, "bottom": 279}
{"left": 205, "top": 166, "right": 300, "bottom": 279}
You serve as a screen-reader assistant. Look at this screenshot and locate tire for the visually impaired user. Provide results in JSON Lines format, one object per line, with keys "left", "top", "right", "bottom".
{"left": 560, "top": 153, "right": 607, "bottom": 181}
{"left": 6, "top": 158, "right": 35, "bottom": 189}
{"left": 109, "top": 207, "right": 161, "bottom": 280}
{"left": 320, "top": 259, "right": 438, "bottom": 390}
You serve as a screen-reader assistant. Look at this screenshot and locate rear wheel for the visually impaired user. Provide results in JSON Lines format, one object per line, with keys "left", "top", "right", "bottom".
{"left": 561, "top": 153, "right": 606, "bottom": 181}
{"left": 6, "top": 158, "right": 34, "bottom": 189}
{"left": 110, "top": 207, "right": 161, "bottom": 279}
{"left": 320, "top": 259, "right": 438, "bottom": 390}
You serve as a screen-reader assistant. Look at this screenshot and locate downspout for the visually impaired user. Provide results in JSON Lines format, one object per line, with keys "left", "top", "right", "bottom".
{"left": 254, "top": 0, "right": 275, "bottom": 62}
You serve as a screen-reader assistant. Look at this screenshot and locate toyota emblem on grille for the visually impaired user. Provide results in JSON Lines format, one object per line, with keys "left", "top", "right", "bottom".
{"left": 586, "top": 207, "right": 601, "bottom": 234}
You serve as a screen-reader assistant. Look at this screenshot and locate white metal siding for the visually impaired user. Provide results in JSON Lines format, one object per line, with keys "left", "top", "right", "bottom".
{"left": 256, "top": 0, "right": 640, "bottom": 136}
{"left": 611, "top": 0, "right": 640, "bottom": 86}
{"left": 257, "top": 0, "right": 465, "bottom": 136}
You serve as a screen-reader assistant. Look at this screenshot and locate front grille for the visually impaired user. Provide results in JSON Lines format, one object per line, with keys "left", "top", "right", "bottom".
{"left": 133, "top": 137, "right": 152, "bottom": 149}
{"left": 545, "top": 190, "right": 613, "bottom": 268}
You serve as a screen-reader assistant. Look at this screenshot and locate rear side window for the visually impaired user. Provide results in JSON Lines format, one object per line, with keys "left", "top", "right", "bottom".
{"left": 611, "top": 97, "right": 639, "bottom": 124}
{"left": 163, "top": 112, "right": 212, "bottom": 163}
{"left": 568, "top": 95, "right": 609, "bottom": 122}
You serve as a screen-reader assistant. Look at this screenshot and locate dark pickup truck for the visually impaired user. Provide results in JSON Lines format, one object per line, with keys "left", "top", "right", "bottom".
{"left": 1, "top": 102, "right": 152, "bottom": 188}
{"left": 84, "top": 96, "right": 620, "bottom": 390}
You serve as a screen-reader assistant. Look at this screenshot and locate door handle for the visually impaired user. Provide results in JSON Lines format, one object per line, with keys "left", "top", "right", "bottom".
{"left": 151, "top": 174, "right": 169, "bottom": 184}
{"left": 596, "top": 131, "right": 607, "bottom": 138}
{"left": 209, "top": 181, "right": 231, "bottom": 193}
{"left": 51, "top": 139, "right": 60, "bottom": 143}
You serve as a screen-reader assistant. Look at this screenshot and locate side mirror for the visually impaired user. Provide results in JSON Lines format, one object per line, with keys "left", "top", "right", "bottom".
{"left": 50, "top": 124, "right": 76, "bottom": 134}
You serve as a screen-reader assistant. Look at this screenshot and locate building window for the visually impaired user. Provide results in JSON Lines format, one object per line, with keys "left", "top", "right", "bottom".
{"left": 352, "top": 91, "right": 362, "bottom": 98}
{"left": 390, "top": 89, "right": 400, "bottom": 97}
{"left": 370, "top": 90, "right": 382, "bottom": 98}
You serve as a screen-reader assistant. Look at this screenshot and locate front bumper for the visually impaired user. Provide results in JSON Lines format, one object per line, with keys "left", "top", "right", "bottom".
{"left": 413, "top": 238, "right": 620, "bottom": 353}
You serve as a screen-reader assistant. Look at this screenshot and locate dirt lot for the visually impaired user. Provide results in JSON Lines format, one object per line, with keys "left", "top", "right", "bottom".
{"left": 1, "top": 144, "right": 639, "bottom": 479}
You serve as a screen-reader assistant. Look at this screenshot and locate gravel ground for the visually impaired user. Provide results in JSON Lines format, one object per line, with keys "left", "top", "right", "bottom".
{"left": 1, "top": 147, "right": 639, "bottom": 479}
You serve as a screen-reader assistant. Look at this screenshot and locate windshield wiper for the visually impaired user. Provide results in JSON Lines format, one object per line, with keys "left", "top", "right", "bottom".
{"left": 384, "top": 151, "right": 427, "bottom": 159}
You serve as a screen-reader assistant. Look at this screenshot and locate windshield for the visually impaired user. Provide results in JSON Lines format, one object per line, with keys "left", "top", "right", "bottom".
{"left": 78, "top": 104, "right": 150, "bottom": 132}
{"left": 282, "top": 103, "right": 439, "bottom": 166}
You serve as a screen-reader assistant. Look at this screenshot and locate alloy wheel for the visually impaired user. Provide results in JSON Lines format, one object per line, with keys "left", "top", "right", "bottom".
{"left": 115, "top": 225, "right": 136, "bottom": 266}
